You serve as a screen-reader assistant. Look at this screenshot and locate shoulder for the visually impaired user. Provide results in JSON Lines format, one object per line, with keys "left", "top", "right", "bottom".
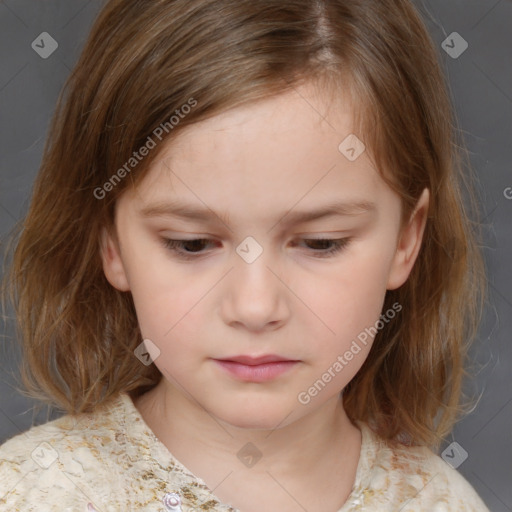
{"left": 390, "top": 443, "right": 488, "bottom": 511}
{"left": 0, "top": 392, "right": 238, "bottom": 512}
{"left": 0, "top": 395, "right": 130, "bottom": 511}
{"left": 347, "top": 422, "right": 490, "bottom": 512}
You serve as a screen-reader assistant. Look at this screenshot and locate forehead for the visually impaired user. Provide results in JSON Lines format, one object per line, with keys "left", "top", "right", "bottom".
{"left": 122, "top": 83, "right": 391, "bottom": 225}
{"left": 171, "top": 81, "right": 355, "bottom": 152}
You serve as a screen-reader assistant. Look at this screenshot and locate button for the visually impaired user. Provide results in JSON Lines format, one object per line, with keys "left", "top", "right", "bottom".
{"left": 163, "top": 492, "right": 183, "bottom": 511}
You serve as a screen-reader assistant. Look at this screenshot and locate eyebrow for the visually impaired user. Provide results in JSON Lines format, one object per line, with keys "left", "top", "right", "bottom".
{"left": 139, "top": 199, "right": 376, "bottom": 228}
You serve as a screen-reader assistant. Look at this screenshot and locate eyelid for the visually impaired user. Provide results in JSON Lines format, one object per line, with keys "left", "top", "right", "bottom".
{"left": 160, "top": 236, "right": 352, "bottom": 261}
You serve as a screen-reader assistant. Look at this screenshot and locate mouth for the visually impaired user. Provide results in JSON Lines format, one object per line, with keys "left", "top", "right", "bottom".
{"left": 217, "top": 354, "right": 298, "bottom": 365}
{"left": 212, "top": 354, "right": 300, "bottom": 382}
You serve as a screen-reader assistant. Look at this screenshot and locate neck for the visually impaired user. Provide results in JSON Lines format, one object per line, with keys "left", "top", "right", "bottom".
{"left": 134, "top": 379, "right": 359, "bottom": 478}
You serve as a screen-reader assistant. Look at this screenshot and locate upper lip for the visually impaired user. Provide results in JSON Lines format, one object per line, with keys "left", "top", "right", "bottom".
{"left": 214, "top": 355, "right": 298, "bottom": 366}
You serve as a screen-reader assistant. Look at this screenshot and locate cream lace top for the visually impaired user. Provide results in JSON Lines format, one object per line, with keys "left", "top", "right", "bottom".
{"left": 0, "top": 392, "right": 489, "bottom": 511}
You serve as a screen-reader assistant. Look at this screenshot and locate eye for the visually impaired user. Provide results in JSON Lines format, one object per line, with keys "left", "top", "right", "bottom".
{"left": 161, "top": 237, "right": 351, "bottom": 260}
{"left": 293, "top": 237, "right": 352, "bottom": 258}
{"left": 161, "top": 238, "right": 217, "bottom": 260}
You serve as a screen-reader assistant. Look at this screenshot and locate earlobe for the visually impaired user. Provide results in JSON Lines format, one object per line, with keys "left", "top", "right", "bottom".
{"left": 386, "top": 188, "right": 430, "bottom": 290}
{"left": 99, "top": 226, "right": 131, "bottom": 292}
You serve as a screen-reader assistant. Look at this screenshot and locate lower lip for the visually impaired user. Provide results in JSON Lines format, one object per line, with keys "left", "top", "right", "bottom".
{"left": 213, "top": 360, "right": 298, "bottom": 382}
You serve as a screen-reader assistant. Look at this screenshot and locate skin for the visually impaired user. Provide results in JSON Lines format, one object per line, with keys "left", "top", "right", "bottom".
{"left": 100, "top": 81, "right": 429, "bottom": 512}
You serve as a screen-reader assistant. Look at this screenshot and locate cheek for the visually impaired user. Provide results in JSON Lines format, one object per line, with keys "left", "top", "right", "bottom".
{"left": 121, "top": 243, "right": 206, "bottom": 345}
{"left": 132, "top": 281, "right": 208, "bottom": 378}
{"left": 298, "top": 246, "right": 394, "bottom": 351}
{"left": 131, "top": 277, "right": 206, "bottom": 346}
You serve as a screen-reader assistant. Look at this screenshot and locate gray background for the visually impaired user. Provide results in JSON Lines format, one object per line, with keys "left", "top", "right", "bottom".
{"left": 0, "top": 1, "right": 510, "bottom": 511}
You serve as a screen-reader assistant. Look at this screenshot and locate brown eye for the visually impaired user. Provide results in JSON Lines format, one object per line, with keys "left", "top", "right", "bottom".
{"left": 161, "top": 238, "right": 218, "bottom": 259}
{"left": 296, "top": 238, "right": 351, "bottom": 257}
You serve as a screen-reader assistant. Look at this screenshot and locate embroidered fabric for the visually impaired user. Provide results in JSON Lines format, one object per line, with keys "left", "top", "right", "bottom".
{"left": 0, "top": 392, "right": 490, "bottom": 511}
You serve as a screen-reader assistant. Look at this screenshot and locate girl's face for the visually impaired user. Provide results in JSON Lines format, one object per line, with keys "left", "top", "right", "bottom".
{"left": 101, "top": 82, "right": 428, "bottom": 430}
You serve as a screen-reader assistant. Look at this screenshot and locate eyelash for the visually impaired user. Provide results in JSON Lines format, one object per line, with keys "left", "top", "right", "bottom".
{"left": 161, "top": 237, "right": 351, "bottom": 260}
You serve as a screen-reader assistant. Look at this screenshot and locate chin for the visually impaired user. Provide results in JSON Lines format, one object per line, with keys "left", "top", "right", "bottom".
{"left": 225, "top": 416, "right": 284, "bottom": 431}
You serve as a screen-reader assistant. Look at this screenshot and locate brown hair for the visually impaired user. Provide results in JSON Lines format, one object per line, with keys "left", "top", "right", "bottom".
{"left": 2, "top": 0, "right": 485, "bottom": 448}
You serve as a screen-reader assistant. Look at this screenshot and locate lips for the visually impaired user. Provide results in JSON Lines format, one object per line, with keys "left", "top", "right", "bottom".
{"left": 216, "top": 354, "right": 297, "bottom": 365}
{"left": 212, "top": 355, "right": 300, "bottom": 382}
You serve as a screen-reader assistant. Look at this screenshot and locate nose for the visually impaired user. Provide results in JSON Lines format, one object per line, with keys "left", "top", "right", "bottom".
{"left": 220, "top": 244, "right": 290, "bottom": 332}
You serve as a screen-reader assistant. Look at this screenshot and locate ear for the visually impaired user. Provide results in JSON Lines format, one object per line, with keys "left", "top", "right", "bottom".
{"left": 99, "top": 226, "right": 131, "bottom": 292}
{"left": 386, "top": 188, "right": 430, "bottom": 290}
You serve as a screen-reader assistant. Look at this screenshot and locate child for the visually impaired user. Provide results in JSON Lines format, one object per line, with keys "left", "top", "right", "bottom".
{"left": 0, "top": 0, "right": 489, "bottom": 510}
